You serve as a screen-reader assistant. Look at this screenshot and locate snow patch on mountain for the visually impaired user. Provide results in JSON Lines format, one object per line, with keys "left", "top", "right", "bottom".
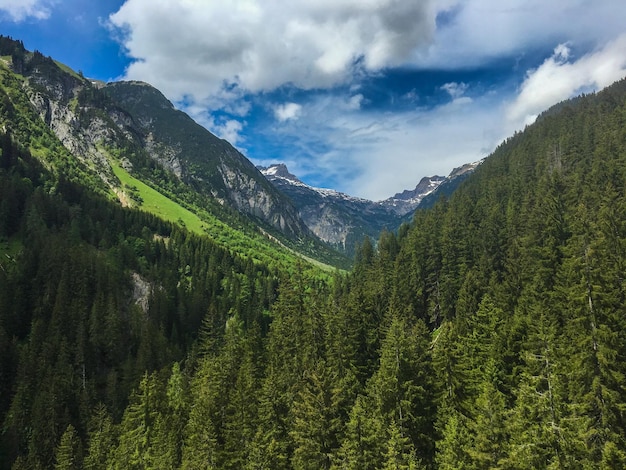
{"left": 259, "top": 164, "right": 373, "bottom": 204}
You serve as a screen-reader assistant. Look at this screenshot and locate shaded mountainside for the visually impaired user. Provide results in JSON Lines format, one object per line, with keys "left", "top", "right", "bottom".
{"left": 102, "top": 82, "right": 310, "bottom": 238}
{"left": 259, "top": 162, "right": 479, "bottom": 256}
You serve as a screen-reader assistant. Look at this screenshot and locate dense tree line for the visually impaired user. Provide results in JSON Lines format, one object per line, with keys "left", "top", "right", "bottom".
{"left": 3, "top": 71, "right": 626, "bottom": 468}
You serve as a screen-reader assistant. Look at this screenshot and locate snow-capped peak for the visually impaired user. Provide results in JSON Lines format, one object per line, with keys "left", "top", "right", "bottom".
{"left": 259, "top": 163, "right": 301, "bottom": 183}
{"left": 259, "top": 164, "right": 371, "bottom": 203}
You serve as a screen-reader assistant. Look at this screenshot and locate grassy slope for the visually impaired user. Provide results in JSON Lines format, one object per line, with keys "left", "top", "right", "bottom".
{"left": 111, "top": 161, "right": 207, "bottom": 234}
{"left": 0, "top": 53, "right": 343, "bottom": 272}
{"left": 111, "top": 161, "right": 337, "bottom": 271}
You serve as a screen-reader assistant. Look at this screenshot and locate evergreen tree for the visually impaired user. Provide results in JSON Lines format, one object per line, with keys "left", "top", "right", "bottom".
{"left": 151, "top": 362, "right": 189, "bottom": 469}
{"left": 83, "top": 404, "right": 116, "bottom": 470}
{"left": 54, "top": 424, "right": 83, "bottom": 470}
{"left": 290, "top": 361, "right": 343, "bottom": 470}
{"left": 110, "top": 372, "right": 163, "bottom": 469}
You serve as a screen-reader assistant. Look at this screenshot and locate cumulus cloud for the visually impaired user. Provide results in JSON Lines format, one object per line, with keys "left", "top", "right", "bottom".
{"left": 0, "top": 0, "right": 51, "bottom": 21}
{"left": 183, "top": 106, "right": 246, "bottom": 147}
{"left": 106, "top": 0, "right": 626, "bottom": 200}
{"left": 507, "top": 34, "right": 626, "bottom": 126}
{"left": 441, "top": 81, "right": 468, "bottom": 99}
{"left": 211, "top": 119, "right": 245, "bottom": 146}
{"left": 109, "top": 0, "right": 437, "bottom": 103}
{"left": 274, "top": 102, "right": 302, "bottom": 122}
{"left": 418, "top": 0, "right": 626, "bottom": 69}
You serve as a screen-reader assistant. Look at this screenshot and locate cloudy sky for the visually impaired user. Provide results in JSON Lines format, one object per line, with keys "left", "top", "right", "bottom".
{"left": 2, "top": 0, "right": 626, "bottom": 200}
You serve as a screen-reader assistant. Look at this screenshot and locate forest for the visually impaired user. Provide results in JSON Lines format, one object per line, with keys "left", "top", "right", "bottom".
{"left": 2, "top": 55, "right": 626, "bottom": 468}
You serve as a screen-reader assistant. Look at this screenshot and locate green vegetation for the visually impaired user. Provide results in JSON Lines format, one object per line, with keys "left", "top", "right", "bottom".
{"left": 110, "top": 160, "right": 207, "bottom": 234}
{"left": 111, "top": 159, "right": 340, "bottom": 271}
{"left": 3, "top": 33, "right": 626, "bottom": 469}
{"left": 53, "top": 59, "right": 84, "bottom": 80}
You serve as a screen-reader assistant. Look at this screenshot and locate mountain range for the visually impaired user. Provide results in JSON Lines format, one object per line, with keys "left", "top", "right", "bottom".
{"left": 259, "top": 161, "right": 480, "bottom": 255}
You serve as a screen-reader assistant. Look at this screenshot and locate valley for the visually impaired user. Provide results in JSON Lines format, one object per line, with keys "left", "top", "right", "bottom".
{"left": 1, "top": 35, "right": 626, "bottom": 469}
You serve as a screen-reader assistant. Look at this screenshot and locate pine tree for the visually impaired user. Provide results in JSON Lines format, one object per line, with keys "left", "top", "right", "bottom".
{"left": 467, "top": 360, "right": 508, "bottom": 468}
{"left": 382, "top": 419, "right": 422, "bottom": 470}
{"left": 54, "top": 424, "right": 83, "bottom": 470}
{"left": 434, "top": 410, "right": 473, "bottom": 470}
{"left": 181, "top": 355, "right": 225, "bottom": 470}
{"left": 224, "top": 328, "right": 263, "bottom": 468}
{"left": 110, "top": 372, "right": 163, "bottom": 469}
{"left": 290, "top": 361, "right": 343, "bottom": 470}
{"left": 334, "top": 395, "right": 384, "bottom": 470}
{"left": 83, "top": 404, "right": 116, "bottom": 470}
{"left": 151, "top": 362, "right": 189, "bottom": 469}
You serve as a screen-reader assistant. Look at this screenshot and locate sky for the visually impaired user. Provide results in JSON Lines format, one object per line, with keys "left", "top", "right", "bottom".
{"left": 1, "top": 1, "right": 626, "bottom": 200}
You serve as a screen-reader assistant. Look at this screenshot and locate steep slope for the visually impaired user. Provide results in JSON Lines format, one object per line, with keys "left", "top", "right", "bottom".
{"left": 102, "top": 81, "right": 310, "bottom": 238}
{"left": 415, "top": 161, "right": 481, "bottom": 210}
{"left": 260, "top": 164, "right": 401, "bottom": 254}
{"left": 383, "top": 76, "right": 626, "bottom": 467}
{"left": 0, "top": 38, "right": 308, "bottom": 238}
{"left": 380, "top": 174, "right": 446, "bottom": 215}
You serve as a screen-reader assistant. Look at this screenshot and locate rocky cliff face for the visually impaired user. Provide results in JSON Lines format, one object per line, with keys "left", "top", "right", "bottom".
{"left": 12, "top": 44, "right": 309, "bottom": 239}
{"left": 102, "top": 81, "right": 310, "bottom": 239}
{"left": 27, "top": 87, "right": 119, "bottom": 187}
{"left": 259, "top": 164, "right": 404, "bottom": 255}
{"left": 380, "top": 175, "right": 447, "bottom": 215}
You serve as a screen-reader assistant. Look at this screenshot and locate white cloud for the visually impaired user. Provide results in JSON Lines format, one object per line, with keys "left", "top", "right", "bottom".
{"left": 441, "top": 81, "right": 468, "bottom": 99}
{"left": 348, "top": 94, "right": 364, "bottom": 110}
{"left": 507, "top": 34, "right": 626, "bottom": 127}
{"left": 0, "top": 0, "right": 51, "bottom": 21}
{"left": 212, "top": 119, "right": 245, "bottom": 146}
{"left": 274, "top": 102, "right": 302, "bottom": 122}
{"left": 109, "top": 0, "right": 438, "bottom": 102}
{"left": 255, "top": 91, "right": 501, "bottom": 200}
{"left": 106, "top": 0, "right": 626, "bottom": 201}
{"left": 417, "top": 0, "right": 626, "bottom": 69}
{"left": 183, "top": 106, "right": 246, "bottom": 147}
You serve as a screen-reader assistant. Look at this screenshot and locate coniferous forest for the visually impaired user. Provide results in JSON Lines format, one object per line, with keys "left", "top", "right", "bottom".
{"left": 2, "top": 44, "right": 626, "bottom": 469}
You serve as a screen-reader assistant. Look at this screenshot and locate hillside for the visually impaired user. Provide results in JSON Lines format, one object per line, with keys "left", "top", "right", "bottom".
{"left": 0, "top": 36, "right": 347, "bottom": 269}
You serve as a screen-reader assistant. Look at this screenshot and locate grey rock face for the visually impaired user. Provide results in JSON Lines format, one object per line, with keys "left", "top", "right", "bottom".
{"left": 22, "top": 63, "right": 310, "bottom": 240}
{"left": 260, "top": 163, "right": 480, "bottom": 255}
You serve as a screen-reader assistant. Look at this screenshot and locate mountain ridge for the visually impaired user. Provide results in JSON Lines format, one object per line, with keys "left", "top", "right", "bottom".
{"left": 0, "top": 35, "right": 476, "bottom": 263}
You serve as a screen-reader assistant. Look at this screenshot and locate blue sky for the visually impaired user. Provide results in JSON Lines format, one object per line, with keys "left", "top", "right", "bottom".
{"left": 2, "top": 1, "right": 626, "bottom": 200}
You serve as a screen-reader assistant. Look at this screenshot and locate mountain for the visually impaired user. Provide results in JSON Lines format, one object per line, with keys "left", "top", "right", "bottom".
{"left": 1, "top": 38, "right": 310, "bottom": 240}
{"left": 415, "top": 161, "right": 481, "bottom": 210}
{"left": 0, "top": 36, "right": 352, "bottom": 269}
{"left": 0, "top": 34, "right": 474, "bottom": 263}
{"left": 381, "top": 174, "right": 446, "bottom": 215}
{"left": 259, "top": 162, "right": 479, "bottom": 255}
{"left": 259, "top": 163, "right": 399, "bottom": 254}
{"left": 101, "top": 81, "right": 310, "bottom": 238}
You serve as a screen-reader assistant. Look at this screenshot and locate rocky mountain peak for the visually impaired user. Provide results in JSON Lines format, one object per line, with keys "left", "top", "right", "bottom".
{"left": 259, "top": 163, "right": 302, "bottom": 183}
{"left": 389, "top": 175, "right": 446, "bottom": 202}
{"left": 448, "top": 161, "right": 482, "bottom": 179}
